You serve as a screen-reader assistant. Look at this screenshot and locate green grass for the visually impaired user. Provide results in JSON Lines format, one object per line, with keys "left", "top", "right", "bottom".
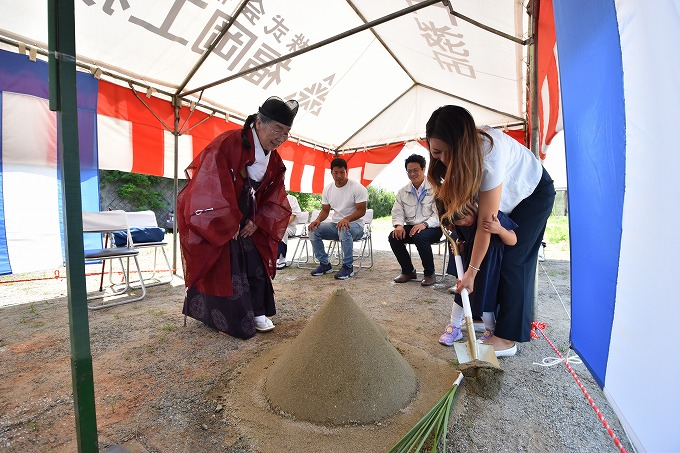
{"left": 544, "top": 215, "right": 570, "bottom": 257}
{"left": 545, "top": 215, "right": 569, "bottom": 244}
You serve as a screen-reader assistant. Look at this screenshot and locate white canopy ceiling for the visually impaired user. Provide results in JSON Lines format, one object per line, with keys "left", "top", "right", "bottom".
{"left": 0, "top": 0, "right": 529, "bottom": 151}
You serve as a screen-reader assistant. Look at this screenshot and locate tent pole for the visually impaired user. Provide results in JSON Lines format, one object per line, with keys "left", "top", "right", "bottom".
{"left": 528, "top": 0, "right": 540, "bottom": 321}
{"left": 336, "top": 86, "right": 414, "bottom": 151}
{"left": 172, "top": 98, "right": 181, "bottom": 275}
{"left": 175, "top": 0, "right": 251, "bottom": 95}
{"left": 422, "top": 83, "right": 525, "bottom": 121}
{"left": 529, "top": 0, "right": 540, "bottom": 158}
{"left": 443, "top": 1, "right": 529, "bottom": 45}
{"left": 180, "top": 0, "right": 443, "bottom": 97}
{"left": 48, "top": 0, "right": 99, "bottom": 451}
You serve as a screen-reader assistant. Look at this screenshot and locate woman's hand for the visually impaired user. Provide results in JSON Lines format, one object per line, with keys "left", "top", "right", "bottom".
{"left": 455, "top": 267, "right": 477, "bottom": 294}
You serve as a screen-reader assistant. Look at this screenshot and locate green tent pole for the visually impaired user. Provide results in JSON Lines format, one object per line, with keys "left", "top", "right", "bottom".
{"left": 48, "top": 1, "right": 99, "bottom": 451}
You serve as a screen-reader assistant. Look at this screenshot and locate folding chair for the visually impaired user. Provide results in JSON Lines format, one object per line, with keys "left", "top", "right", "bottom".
{"left": 434, "top": 236, "right": 450, "bottom": 282}
{"left": 120, "top": 210, "right": 173, "bottom": 287}
{"left": 82, "top": 211, "right": 146, "bottom": 310}
{"left": 327, "top": 208, "right": 374, "bottom": 273}
{"left": 285, "top": 211, "right": 311, "bottom": 267}
{"left": 289, "top": 209, "right": 336, "bottom": 269}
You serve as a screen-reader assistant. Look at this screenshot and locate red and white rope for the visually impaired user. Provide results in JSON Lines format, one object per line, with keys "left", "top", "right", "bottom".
{"left": 531, "top": 321, "right": 627, "bottom": 453}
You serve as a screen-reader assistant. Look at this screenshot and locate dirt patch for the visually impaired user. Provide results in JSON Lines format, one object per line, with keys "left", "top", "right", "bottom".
{"left": 0, "top": 226, "right": 633, "bottom": 452}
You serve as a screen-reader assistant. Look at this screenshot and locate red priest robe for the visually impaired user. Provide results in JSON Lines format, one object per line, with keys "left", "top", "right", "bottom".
{"left": 177, "top": 127, "right": 291, "bottom": 297}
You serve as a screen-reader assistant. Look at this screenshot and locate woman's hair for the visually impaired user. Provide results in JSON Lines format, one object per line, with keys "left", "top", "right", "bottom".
{"left": 425, "top": 105, "right": 492, "bottom": 222}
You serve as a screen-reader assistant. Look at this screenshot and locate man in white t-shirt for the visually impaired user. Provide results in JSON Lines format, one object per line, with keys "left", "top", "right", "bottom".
{"left": 308, "top": 158, "right": 368, "bottom": 280}
{"left": 276, "top": 193, "right": 303, "bottom": 269}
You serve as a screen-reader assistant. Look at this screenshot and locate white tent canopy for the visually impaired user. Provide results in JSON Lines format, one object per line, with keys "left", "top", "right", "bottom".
{"left": 7, "top": 1, "right": 680, "bottom": 452}
{"left": 0, "top": 0, "right": 529, "bottom": 151}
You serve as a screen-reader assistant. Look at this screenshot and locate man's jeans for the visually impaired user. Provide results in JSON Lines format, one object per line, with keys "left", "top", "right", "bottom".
{"left": 310, "top": 222, "right": 364, "bottom": 267}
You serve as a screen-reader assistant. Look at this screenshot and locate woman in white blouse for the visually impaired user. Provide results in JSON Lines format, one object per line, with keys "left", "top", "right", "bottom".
{"left": 426, "top": 106, "right": 555, "bottom": 357}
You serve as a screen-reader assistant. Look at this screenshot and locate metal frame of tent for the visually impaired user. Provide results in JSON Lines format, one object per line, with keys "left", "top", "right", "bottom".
{"left": 5, "top": 1, "right": 549, "bottom": 449}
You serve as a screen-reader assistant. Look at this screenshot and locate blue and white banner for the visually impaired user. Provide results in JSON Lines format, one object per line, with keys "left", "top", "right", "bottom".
{"left": 554, "top": 1, "right": 680, "bottom": 451}
{"left": 0, "top": 50, "right": 100, "bottom": 275}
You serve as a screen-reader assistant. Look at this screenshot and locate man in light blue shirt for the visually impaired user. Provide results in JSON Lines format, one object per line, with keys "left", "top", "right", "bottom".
{"left": 389, "top": 154, "right": 442, "bottom": 286}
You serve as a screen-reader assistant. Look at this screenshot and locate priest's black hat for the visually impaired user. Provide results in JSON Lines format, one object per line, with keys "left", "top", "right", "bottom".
{"left": 258, "top": 96, "right": 299, "bottom": 127}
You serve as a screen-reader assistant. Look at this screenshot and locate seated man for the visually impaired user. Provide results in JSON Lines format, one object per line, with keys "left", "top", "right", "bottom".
{"left": 277, "top": 193, "right": 303, "bottom": 269}
{"left": 389, "top": 154, "right": 442, "bottom": 286}
{"left": 308, "top": 158, "right": 368, "bottom": 280}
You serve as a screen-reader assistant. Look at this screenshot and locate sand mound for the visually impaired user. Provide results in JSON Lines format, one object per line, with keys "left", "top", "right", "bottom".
{"left": 264, "top": 288, "right": 418, "bottom": 425}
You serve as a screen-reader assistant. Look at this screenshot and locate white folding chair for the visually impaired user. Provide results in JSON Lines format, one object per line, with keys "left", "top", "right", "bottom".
{"left": 123, "top": 210, "right": 173, "bottom": 287}
{"left": 285, "top": 211, "right": 311, "bottom": 267}
{"left": 290, "top": 209, "right": 336, "bottom": 269}
{"left": 352, "top": 208, "right": 374, "bottom": 272}
{"left": 327, "top": 208, "right": 374, "bottom": 273}
{"left": 82, "top": 211, "right": 146, "bottom": 310}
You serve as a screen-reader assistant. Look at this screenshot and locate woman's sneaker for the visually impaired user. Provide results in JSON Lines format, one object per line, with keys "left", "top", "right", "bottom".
{"left": 439, "top": 324, "right": 463, "bottom": 346}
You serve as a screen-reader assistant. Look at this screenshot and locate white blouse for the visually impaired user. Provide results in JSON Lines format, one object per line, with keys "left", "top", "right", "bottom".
{"left": 480, "top": 126, "right": 542, "bottom": 214}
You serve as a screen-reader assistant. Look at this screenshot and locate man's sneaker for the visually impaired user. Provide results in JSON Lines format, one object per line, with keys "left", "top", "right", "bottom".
{"left": 311, "top": 262, "right": 333, "bottom": 276}
{"left": 438, "top": 324, "right": 463, "bottom": 346}
{"left": 477, "top": 329, "right": 495, "bottom": 343}
{"left": 334, "top": 265, "right": 354, "bottom": 280}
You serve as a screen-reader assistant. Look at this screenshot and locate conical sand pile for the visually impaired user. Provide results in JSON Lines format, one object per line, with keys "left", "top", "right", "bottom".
{"left": 265, "top": 288, "right": 418, "bottom": 425}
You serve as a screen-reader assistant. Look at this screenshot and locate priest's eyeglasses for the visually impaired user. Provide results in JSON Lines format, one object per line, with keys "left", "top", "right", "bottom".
{"left": 266, "top": 123, "right": 290, "bottom": 139}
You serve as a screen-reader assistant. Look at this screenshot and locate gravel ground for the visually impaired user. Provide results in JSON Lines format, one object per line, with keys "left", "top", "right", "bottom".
{"left": 0, "top": 224, "right": 634, "bottom": 452}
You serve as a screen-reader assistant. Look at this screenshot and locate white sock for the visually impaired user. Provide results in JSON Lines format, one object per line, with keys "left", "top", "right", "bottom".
{"left": 482, "top": 311, "right": 496, "bottom": 332}
{"left": 449, "top": 303, "right": 464, "bottom": 327}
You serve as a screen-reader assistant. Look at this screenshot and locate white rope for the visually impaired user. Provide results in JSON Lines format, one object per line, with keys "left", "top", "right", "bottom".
{"left": 533, "top": 352, "right": 583, "bottom": 368}
{"left": 532, "top": 328, "right": 583, "bottom": 368}
{"left": 535, "top": 259, "right": 581, "bottom": 367}
{"left": 539, "top": 260, "right": 571, "bottom": 320}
